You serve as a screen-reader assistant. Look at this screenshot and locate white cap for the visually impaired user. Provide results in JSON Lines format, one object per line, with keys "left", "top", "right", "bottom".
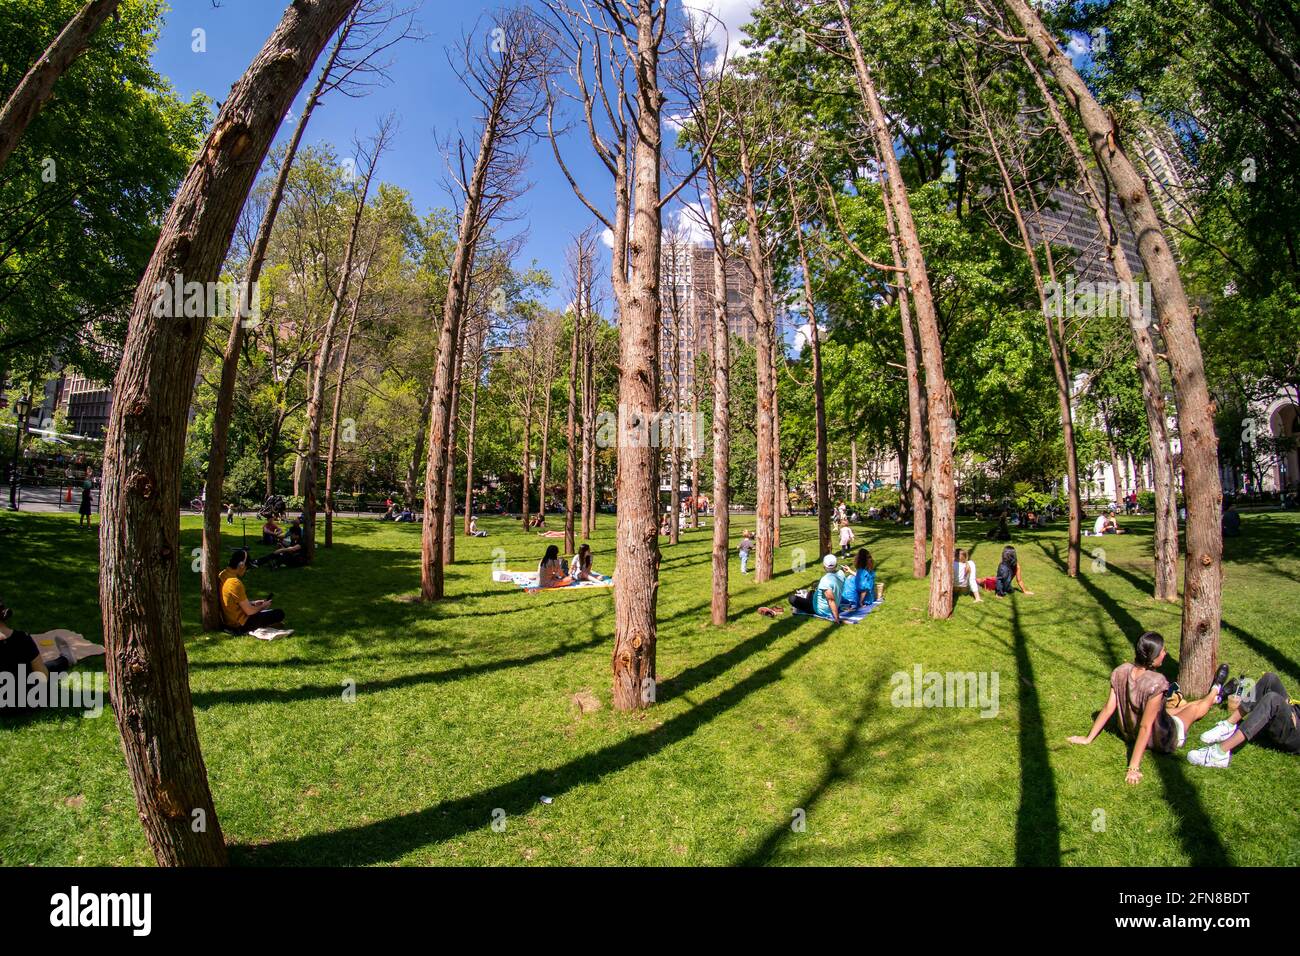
{"left": 822, "top": 554, "right": 838, "bottom": 570}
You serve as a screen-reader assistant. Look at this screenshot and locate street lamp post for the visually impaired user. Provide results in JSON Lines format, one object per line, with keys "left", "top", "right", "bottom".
{"left": 8, "top": 393, "right": 31, "bottom": 511}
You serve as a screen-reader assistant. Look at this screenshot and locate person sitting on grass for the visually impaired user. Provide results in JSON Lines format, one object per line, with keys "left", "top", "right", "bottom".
{"left": 952, "top": 549, "right": 982, "bottom": 603}
{"left": 261, "top": 516, "right": 285, "bottom": 546}
{"left": 468, "top": 515, "right": 487, "bottom": 537}
{"left": 789, "top": 554, "right": 843, "bottom": 623}
{"left": 571, "top": 543, "right": 609, "bottom": 583}
{"left": 840, "top": 548, "right": 882, "bottom": 610}
{"left": 219, "top": 550, "right": 292, "bottom": 636}
{"left": 1188, "top": 672, "right": 1300, "bottom": 768}
{"left": 986, "top": 512, "right": 1011, "bottom": 541}
{"left": 533, "top": 545, "right": 575, "bottom": 590}
{"left": 1093, "top": 510, "right": 1125, "bottom": 535}
{"left": 1068, "top": 630, "right": 1229, "bottom": 785}
{"left": 977, "top": 546, "right": 1034, "bottom": 597}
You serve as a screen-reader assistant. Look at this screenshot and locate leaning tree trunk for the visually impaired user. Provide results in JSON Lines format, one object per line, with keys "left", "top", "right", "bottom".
{"left": 0, "top": 0, "right": 120, "bottom": 173}
{"left": 301, "top": 156, "right": 375, "bottom": 563}
{"left": 441, "top": 345, "right": 463, "bottom": 565}
{"left": 564, "top": 302, "right": 580, "bottom": 555}
{"left": 788, "top": 180, "right": 831, "bottom": 557}
{"left": 611, "top": 0, "right": 663, "bottom": 711}
{"left": 324, "top": 257, "right": 369, "bottom": 548}
{"left": 536, "top": 348, "right": 556, "bottom": 527}
{"left": 463, "top": 338, "right": 482, "bottom": 536}
{"left": 870, "top": 151, "right": 929, "bottom": 578}
{"left": 406, "top": 375, "right": 436, "bottom": 507}
{"left": 581, "top": 313, "right": 596, "bottom": 539}
{"left": 668, "top": 274, "right": 682, "bottom": 546}
{"left": 842, "top": 6, "right": 956, "bottom": 616}
{"left": 200, "top": 15, "right": 351, "bottom": 628}
{"left": 1023, "top": 46, "right": 1179, "bottom": 600}
{"left": 198, "top": 18, "right": 351, "bottom": 629}
{"left": 97, "top": 0, "right": 359, "bottom": 867}
{"left": 707, "top": 162, "right": 731, "bottom": 625}
{"left": 419, "top": 96, "right": 500, "bottom": 601}
{"left": 739, "top": 138, "right": 775, "bottom": 583}
{"left": 1006, "top": 0, "right": 1222, "bottom": 693}
{"left": 969, "top": 74, "right": 1083, "bottom": 575}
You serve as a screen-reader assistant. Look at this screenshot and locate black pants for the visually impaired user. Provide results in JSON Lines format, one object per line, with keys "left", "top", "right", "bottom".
{"left": 1239, "top": 673, "right": 1300, "bottom": 753}
{"left": 790, "top": 593, "right": 815, "bottom": 614}
{"left": 239, "top": 608, "right": 285, "bottom": 633}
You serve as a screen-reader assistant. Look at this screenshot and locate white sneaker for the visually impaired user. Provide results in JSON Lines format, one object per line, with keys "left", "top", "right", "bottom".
{"left": 1200, "top": 720, "right": 1237, "bottom": 744}
{"left": 1187, "top": 744, "right": 1231, "bottom": 768}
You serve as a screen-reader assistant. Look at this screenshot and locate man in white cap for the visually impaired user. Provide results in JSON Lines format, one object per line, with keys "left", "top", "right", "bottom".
{"left": 790, "top": 554, "right": 844, "bottom": 622}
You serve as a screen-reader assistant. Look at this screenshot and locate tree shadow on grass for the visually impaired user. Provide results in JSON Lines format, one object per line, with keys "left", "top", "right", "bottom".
{"left": 1063, "top": 539, "right": 1300, "bottom": 685}
{"left": 1037, "top": 544, "right": 1233, "bottom": 866}
{"left": 233, "top": 623, "right": 824, "bottom": 865}
{"left": 190, "top": 631, "right": 608, "bottom": 709}
{"left": 1009, "top": 596, "right": 1060, "bottom": 866}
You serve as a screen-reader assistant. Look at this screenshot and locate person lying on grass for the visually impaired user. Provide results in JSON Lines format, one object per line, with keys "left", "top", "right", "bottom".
{"left": 789, "top": 554, "right": 844, "bottom": 623}
{"left": 1068, "top": 630, "right": 1230, "bottom": 785}
{"left": 840, "top": 548, "right": 882, "bottom": 609}
{"left": 534, "top": 545, "right": 575, "bottom": 590}
{"left": 571, "top": 544, "right": 609, "bottom": 583}
{"left": 1188, "top": 672, "right": 1300, "bottom": 768}
{"left": 952, "top": 549, "right": 982, "bottom": 603}
{"left": 219, "top": 550, "right": 291, "bottom": 636}
{"left": 0, "top": 597, "right": 74, "bottom": 708}
{"left": 977, "top": 546, "right": 1033, "bottom": 597}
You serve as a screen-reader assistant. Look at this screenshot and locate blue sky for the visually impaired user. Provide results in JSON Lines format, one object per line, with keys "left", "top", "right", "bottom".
{"left": 150, "top": 0, "right": 759, "bottom": 309}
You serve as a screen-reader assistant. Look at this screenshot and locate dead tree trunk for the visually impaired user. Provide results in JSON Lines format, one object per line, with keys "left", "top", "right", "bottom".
{"left": 739, "top": 137, "right": 775, "bottom": 582}
{"left": 708, "top": 161, "right": 731, "bottom": 625}
{"left": 301, "top": 137, "right": 380, "bottom": 563}
{"left": 200, "top": 14, "right": 352, "bottom": 629}
{"left": 609, "top": 0, "right": 664, "bottom": 710}
{"left": 1007, "top": 0, "right": 1222, "bottom": 691}
{"left": 462, "top": 332, "right": 482, "bottom": 535}
{"left": 565, "top": 284, "right": 580, "bottom": 555}
{"left": 1023, "top": 46, "right": 1179, "bottom": 600}
{"left": 406, "top": 376, "right": 435, "bottom": 506}
{"left": 840, "top": 1, "right": 956, "bottom": 614}
{"left": 787, "top": 179, "right": 832, "bottom": 557}
{"left": 324, "top": 256, "right": 370, "bottom": 548}
{"left": 0, "top": 0, "right": 121, "bottom": 173}
{"left": 97, "top": 0, "right": 360, "bottom": 867}
{"left": 441, "top": 340, "right": 463, "bottom": 565}
{"left": 968, "top": 69, "right": 1083, "bottom": 574}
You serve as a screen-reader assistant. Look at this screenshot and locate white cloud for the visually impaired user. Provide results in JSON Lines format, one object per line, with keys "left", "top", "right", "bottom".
{"left": 682, "top": 0, "right": 759, "bottom": 72}
{"left": 600, "top": 227, "right": 614, "bottom": 249}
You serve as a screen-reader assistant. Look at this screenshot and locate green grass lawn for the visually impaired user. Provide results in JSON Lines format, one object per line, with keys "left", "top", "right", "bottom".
{"left": 1, "top": 507, "right": 1297, "bottom": 866}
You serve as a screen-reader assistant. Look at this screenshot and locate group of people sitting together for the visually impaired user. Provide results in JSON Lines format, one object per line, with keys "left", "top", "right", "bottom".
{"left": 1071, "top": 630, "right": 1298, "bottom": 777}
{"left": 259, "top": 516, "right": 307, "bottom": 569}
{"left": 772, "top": 549, "right": 883, "bottom": 622}
{"left": 1089, "top": 509, "right": 1126, "bottom": 535}
{"left": 379, "top": 501, "right": 416, "bottom": 522}
{"left": 530, "top": 543, "right": 609, "bottom": 591}
{"left": 952, "top": 546, "right": 1034, "bottom": 602}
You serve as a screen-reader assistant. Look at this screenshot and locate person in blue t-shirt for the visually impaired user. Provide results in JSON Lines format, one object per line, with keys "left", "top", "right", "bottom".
{"left": 840, "top": 548, "right": 883, "bottom": 610}
{"left": 790, "top": 554, "right": 844, "bottom": 622}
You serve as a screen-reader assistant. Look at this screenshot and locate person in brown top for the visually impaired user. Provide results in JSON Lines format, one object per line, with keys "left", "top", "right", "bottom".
{"left": 1068, "top": 631, "right": 1230, "bottom": 785}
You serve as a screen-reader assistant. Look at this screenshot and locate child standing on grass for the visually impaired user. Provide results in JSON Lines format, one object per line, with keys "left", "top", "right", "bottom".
{"left": 738, "top": 531, "right": 754, "bottom": 574}
{"left": 838, "top": 520, "right": 855, "bottom": 556}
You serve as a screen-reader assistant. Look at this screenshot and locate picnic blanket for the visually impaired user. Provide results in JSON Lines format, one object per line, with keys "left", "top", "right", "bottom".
{"left": 32, "top": 629, "right": 105, "bottom": 666}
{"left": 492, "top": 569, "right": 614, "bottom": 590}
{"left": 791, "top": 600, "right": 883, "bottom": 624}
